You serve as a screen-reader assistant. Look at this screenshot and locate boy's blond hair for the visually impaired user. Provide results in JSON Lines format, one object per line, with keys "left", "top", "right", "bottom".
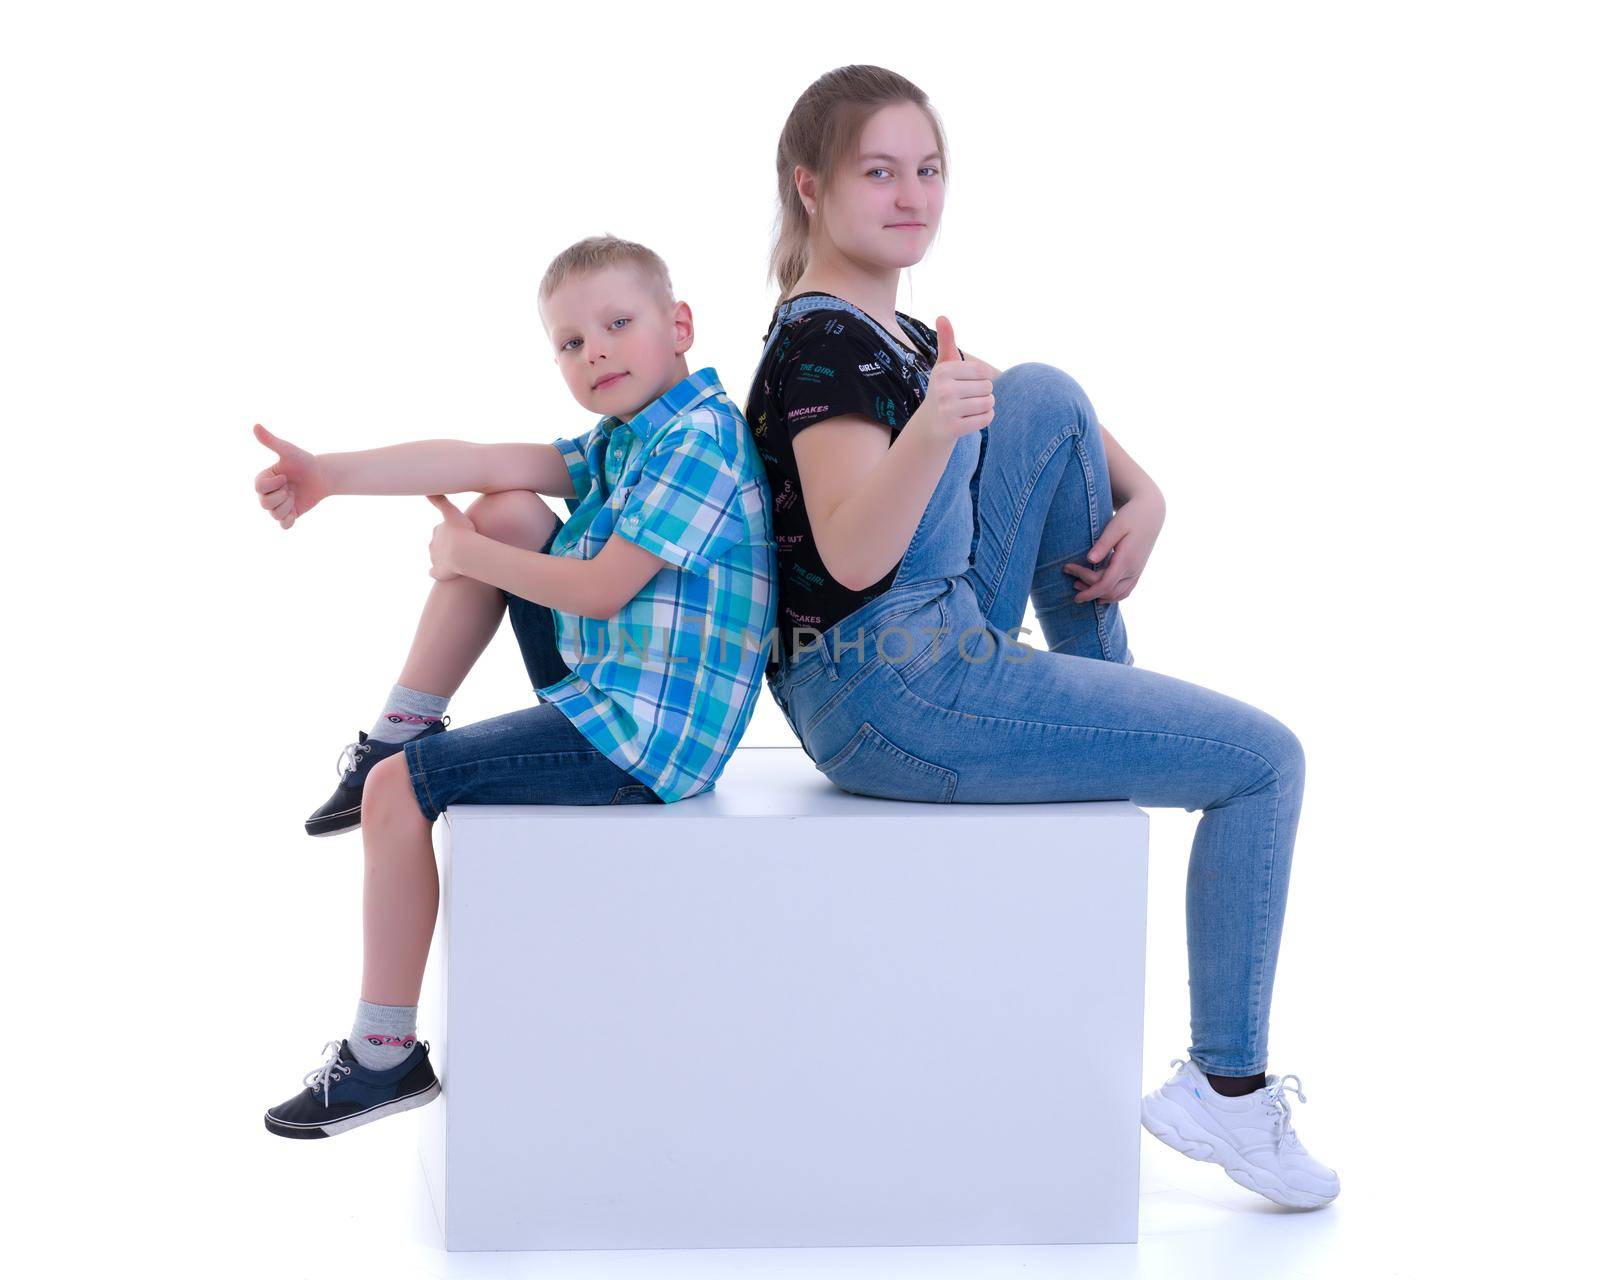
{"left": 538, "top": 234, "right": 676, "bottom": 316}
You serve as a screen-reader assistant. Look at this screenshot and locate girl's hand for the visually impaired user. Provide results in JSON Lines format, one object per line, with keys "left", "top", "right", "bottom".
{"left": 1062, "top": 489, "right": 1166, "bottom": 604}
{"left": 253, "top": 424, "right": 332, "bottom": 529}
{"left": 426, "top": 494, "right": 478, "bottom": 581}
{"left": 911, "top": 316, "right": 994, "bottom": 444}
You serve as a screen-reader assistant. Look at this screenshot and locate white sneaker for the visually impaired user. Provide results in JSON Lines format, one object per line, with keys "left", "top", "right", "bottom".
{"left": 1140, "top": 1056, "right": 1341, "bottom": 1209}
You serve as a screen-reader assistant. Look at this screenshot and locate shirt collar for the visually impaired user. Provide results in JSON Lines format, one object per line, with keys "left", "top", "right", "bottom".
{"left": 595, "top": 366, "right": 723, "bottom": 442}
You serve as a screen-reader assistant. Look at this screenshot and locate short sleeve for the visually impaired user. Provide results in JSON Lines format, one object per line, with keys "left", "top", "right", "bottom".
{"left": 551, "top": 429, "right": 593, "bottom": 500}
{"left": 614, "top": 422, "right": 749, "bottom": 577}
{"left": 775, "top": 319, "right": 916, "bottom": 437}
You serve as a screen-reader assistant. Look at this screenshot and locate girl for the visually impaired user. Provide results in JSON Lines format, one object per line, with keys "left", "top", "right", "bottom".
{"left": 744, "top": 66, "right": 1339, "bottom": 1210}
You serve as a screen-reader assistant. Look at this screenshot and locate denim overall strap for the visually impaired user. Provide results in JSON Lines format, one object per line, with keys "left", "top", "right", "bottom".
{"left": 760, "top": 292, "right": 981, "bottom": 689}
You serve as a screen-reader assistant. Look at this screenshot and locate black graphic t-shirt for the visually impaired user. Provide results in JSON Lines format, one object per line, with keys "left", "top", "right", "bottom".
{"left": 743, "top": 292, "right": 961, "bottom": 673}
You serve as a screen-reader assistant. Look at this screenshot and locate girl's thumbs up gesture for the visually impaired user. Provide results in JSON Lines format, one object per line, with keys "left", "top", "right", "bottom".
{"left": 252, "top": 423, "right": 332, "bottom": 529}
{"left": 426, "top": 493, "right": 479, "bottom": 582}
{"left": 912, "top": 316, "right": 993, "bottom": 444}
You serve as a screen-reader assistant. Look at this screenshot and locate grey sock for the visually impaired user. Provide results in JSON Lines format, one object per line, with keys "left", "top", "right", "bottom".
{"left": 369, "top": 683, "right": 449, "bottom": 744}
{"left": 350, "top": 998, "right": 419, "bottom": 1071}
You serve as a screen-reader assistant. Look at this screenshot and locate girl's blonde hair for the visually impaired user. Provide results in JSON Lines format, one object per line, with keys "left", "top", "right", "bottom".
{"left": 768, "top": 66, "right": 949, "bottom": 300}
{"left": 539, "top": 233, "right": 675, "bottom": 313}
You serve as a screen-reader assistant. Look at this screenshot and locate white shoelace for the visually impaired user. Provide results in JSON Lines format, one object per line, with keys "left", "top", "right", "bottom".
{"left": 304, "top": 1040, "right": 353, "bottom": 1109}
{"left": 1172, "top": 1058, "right": 1309, "bottom": 1151}
{"left": 335, "top": 738, "right": 372, "bottom": 780}
{"left": 1264, "top": 1073, "right": 1307, "bottom": 1150}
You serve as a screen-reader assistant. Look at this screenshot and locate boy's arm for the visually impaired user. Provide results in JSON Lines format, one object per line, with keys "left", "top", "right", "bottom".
{"left": 472, "top": 442, "right": 579, "bottom": 499}
{"left": 454, "top": 530, "right": 670, "bottom": 621}
{"left": 320, "top": 440, "right": 577, "bottom": 498}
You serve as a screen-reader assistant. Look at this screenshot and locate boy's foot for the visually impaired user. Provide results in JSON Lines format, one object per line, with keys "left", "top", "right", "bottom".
{"left": 1140, "top": 1056, "right": 1341, "bottom": 1209}
{"left": 264, "top": 1038, "right": 440, "bottom": 1139}
{"left": 305, "top": 717, "right": 449, "bottom": 837}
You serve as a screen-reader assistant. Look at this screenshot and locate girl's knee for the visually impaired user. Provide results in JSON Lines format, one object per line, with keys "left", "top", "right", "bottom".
{"left": 995, "top": 362, "right": 1096, "bottom": 430}
{"left": 1248, "top": 714, "right": 1306, "bottom": 795}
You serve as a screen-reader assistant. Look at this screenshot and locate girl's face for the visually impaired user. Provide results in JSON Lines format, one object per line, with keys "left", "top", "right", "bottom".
{"left": 804, "top": 101, "right": 945, "bottom": 274}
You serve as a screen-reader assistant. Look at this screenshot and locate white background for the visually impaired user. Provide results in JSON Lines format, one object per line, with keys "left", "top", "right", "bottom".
{"left": 3, "top": 1, "right": 1595, "bottom": 1275}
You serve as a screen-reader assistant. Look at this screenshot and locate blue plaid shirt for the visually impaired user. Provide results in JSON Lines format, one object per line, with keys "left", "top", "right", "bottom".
{"left": 542, "top": 366, "right": 776, "bottom": 802}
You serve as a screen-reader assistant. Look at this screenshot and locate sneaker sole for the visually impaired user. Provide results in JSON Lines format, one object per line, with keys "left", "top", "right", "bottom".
{"left": 1140, "top": 1090, "right": 1338, "bottom": 1209}
{"left": 264, "top": 1079, "right": 441, "bottom": 1139}
{"left": 305, "top": 804, "right": 361, "bottom": 838}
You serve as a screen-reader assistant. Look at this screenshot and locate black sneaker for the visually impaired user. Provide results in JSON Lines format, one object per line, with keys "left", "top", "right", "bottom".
{"left": 304, "top": 717, "right": 450, "bottom": 837}
{"left": 263, "top": 1037, "right": 440, "bottom": 1140}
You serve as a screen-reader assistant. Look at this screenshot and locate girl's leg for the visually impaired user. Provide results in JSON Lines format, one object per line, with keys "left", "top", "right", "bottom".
{"left": 395, "top": 490, "right": 560, "bottom": 696}
{"left": 359, "top": 752, "right": 440, "bottom": 1004}
{"left": 964, "top": 362, "right": 1131, "bottom": 664}
{"left": 940, "top": 362, "right": 1292, "bottom": 1076}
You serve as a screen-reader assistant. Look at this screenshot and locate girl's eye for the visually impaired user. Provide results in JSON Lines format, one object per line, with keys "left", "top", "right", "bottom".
{"left": 921, "top": 167, "right": 941, "bottom": 177}
{"left": 868, "top": 168, "right": 889, "bottom": 179}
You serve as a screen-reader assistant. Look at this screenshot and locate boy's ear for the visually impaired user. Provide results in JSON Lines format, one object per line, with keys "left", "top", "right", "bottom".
{"left": 673, "top": 299, "right": 694, "bottom": 354}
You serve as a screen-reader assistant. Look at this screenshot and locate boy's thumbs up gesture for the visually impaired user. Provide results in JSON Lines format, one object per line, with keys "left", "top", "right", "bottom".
{"left": 426, "top": 493, "right": 479, "bottom": 582}
{"left": 252, "top": 423, "right": 331, "bottom": 529}
{"left": 913, "top": 315, "right": 993, "bottom": 444}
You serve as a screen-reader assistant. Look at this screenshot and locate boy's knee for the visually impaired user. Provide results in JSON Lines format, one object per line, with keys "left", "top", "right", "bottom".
{"left": 465, "top": 489, "right": 557, "bottom": 548}
{"left": 365, "top": 754, "right": 426, "bottom": 823}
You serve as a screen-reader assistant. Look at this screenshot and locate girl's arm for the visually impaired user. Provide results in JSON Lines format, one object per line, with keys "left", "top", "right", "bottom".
{"left": 1099, "top": 425, "right": 1163, "bottom": 509}
{"left": 321, "top": 441, "right": 576, "bottom": 498}
{"left": 797, "top": 413, "right": 956, "bottom": 592}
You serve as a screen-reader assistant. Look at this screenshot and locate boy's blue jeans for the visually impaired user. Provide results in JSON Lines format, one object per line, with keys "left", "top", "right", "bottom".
{"left": 766, "top": 359, "right": 1306, "bottom": 1077}
{"left": 402, "top": 520, "right": 665, "bottom": 819}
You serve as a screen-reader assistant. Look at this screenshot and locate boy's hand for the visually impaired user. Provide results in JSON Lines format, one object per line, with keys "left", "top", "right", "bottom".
{"left": 426, "top": 494, "right": 479, "bottom": 581}
{"left": 253, "top": 423, "right": 332, "bottom": 529}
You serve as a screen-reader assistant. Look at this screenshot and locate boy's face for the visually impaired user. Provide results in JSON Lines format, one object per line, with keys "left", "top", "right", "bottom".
{"left": 541, "top": 264, "right": 692, "bottom": 418}
{"left": 801, "top": 100, "right": 945, "bottom": 272}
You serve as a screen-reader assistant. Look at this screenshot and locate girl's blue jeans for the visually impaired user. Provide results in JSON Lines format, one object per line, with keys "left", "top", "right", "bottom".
{"left": 766, "top": 356, "right": 1306, "bottom": 1078}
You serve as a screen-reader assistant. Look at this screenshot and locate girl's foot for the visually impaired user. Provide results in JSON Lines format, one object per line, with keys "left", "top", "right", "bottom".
{"left": 264, "top": 1038, "right": 440, "bottom": 1139}
{"left": 304, "top": 717, "right": 449, "bottom": 837}
{"left": 1140, "top": 1056, "right": 1341, "bottom": 1209}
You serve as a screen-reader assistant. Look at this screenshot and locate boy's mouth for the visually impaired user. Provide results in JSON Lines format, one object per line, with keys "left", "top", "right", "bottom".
{"left": 593, "top": 371, "right": 629, "bottom": 390}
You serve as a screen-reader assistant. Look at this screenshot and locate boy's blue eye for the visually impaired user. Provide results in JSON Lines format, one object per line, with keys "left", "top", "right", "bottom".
{"left": 611, "top": 317, "right": 630, "bottom": 330}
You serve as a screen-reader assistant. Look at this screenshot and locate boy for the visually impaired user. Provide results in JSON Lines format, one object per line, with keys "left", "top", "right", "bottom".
{"left": 253, "top": 234, "right": 776, "bottom": 1138}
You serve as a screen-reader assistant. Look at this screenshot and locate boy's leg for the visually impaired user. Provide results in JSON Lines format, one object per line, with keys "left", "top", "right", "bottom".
{"left": 359, "top": 753, "right": 439, "bottom": 1005}
{"left": 397, "top": 490, "right": 561, "bottom": 696}
{"left": 305, "top": 491, "right": 564, "bottom": 838}
{"left": 263, "top": 751, "right": 444, "bottom": 1137}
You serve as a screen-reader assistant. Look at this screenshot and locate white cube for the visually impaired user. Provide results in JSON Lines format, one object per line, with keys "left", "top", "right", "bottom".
{"left": 419, "top": 745, "right": 1150, "bottom": 1251}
